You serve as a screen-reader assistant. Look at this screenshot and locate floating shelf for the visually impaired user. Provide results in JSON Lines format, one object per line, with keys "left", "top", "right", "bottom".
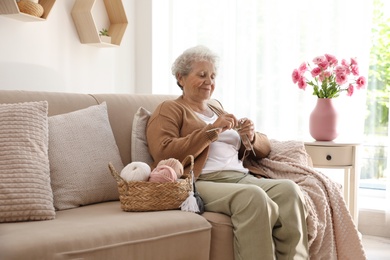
{"left": 0, "top": 0, "right": 56, "bottom": 22}
{"left": 71, "top": 0, "right": 128, "bottom": 47}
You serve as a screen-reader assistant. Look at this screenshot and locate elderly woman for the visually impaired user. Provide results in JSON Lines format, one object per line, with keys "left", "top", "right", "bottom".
{"left": 146, "top": 45, "right": 308, "bottom": 260}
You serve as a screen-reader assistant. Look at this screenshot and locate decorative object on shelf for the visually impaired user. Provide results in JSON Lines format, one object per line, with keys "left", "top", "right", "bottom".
{"left": 99, "top": 28, "right": 111, "bottom": 44}
{"left": 17, "top": 0, "right": 44, "bottom": 17}
{"left": 0, "top": 0, "right": 56, "bottom": 21}
{"left": 309, "top": 98, "right": 338, "bottom": 141}
{"left": 292, "top": 54, "right": 367, "bottom": 140}
{"left": 71, "top": 0, "right": 128, "bottom": 47}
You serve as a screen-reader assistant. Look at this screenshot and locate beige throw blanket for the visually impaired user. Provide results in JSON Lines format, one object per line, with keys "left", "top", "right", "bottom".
{"left": 244, "top": 139, "right": 366, "bottom": 260}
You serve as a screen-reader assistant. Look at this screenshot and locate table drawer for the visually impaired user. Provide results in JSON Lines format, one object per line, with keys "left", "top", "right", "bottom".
{"left": 304, "top": 145, "right": 353, "bottom": 166}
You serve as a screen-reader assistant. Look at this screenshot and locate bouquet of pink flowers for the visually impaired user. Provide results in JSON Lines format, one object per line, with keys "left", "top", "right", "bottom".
{"left": 292, "top": 54, "right": 366, "bottom": 98}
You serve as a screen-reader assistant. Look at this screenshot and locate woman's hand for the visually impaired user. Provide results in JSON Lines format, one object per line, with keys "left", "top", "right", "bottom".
{"left": 212, "top": 114, "right": 238, "bottom": 133}
{"left": 235, "top": 118, "right": 255, "bottom": 142}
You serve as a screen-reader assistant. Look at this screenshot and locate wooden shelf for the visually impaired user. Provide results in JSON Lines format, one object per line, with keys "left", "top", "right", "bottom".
{"left": 71, "top": 0, "right": 128, "bottom": 47}
{"left": 0, "top": 0, "right": 56, "bottom": 22}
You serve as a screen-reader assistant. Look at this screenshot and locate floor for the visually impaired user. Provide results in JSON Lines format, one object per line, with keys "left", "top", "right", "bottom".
{"left": 362, "top": 235, "right": 390, "bottom": 260}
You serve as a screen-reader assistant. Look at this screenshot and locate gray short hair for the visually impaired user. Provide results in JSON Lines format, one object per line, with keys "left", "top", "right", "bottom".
{"left": 171, "top": 45, "right": 219, "bottom": 89}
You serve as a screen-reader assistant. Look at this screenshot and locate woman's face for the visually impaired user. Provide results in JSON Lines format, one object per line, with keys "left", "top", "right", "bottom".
{"left": 178, "top": 61, "right": 216, "bottom": 102}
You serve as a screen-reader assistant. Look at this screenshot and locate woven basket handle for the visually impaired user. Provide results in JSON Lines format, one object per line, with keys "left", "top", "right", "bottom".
{"left": 181, "top": 155, "right": 195, "bottom": 192}
{"left": 108, "top": 162, "right": 126, "bottom": 184}
{"left": 181, "top": 155, "right": 194, "bottom": 175}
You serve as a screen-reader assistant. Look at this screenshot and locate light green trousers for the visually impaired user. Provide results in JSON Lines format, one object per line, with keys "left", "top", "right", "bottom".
{"left": 196, "top": 171, "right": 309, "bottom": 260}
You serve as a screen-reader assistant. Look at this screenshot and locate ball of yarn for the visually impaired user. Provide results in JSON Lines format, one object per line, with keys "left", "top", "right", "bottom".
{"left": 120, "top": 162, "right": 151, "bottom": 182}
{"left": 149, "top": 165, "right": 177, "bottom": 183}
{"left": 17, "top": 0, "right": 44, "bottom": 17}
{"left": 157, "top": 158, "right": 183, "bottom": 178}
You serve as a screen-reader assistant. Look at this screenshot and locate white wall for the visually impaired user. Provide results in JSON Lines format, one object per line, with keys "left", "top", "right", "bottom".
{"left": 134, "top": 0, "right": 152, "bottom": 94}
{"left": 0, "top": 0, "right": 137, "bottom": 94}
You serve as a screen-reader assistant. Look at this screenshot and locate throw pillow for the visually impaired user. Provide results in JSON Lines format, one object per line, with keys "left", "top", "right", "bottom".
{"left": 0, "top": 101, "right": 55, "bottom": 222}
{"left": 131, "top": 107, "right": 154, "bottom": 165}
{"left": 48, "top": 102, "right": 124, "bottom": 211}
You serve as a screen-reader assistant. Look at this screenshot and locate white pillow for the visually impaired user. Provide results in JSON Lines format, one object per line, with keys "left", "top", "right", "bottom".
{"left": 131, "top": 107, "right": 153, "bottom": 165}
{"left": 0, "top": 101, "right": 55, "bottom": 222}
{"left": 48, "top": 102, "right": 124, "bottom": 211}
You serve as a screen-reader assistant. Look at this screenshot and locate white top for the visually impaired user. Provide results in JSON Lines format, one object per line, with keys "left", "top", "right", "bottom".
{"left": 195, "top": 112, "right": 249, "bottom": 174}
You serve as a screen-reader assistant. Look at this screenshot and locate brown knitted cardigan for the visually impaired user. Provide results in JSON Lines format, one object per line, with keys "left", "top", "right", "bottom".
{"left": 146, "top": 95, "right": 271, "bottom": 180}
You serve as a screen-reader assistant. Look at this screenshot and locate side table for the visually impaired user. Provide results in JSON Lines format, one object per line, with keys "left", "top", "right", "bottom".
{"left": 304, "top": 141, "right": 360, "bottom": 223}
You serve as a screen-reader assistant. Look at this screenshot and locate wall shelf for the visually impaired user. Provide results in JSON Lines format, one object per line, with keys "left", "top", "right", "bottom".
{"left": 0, "top": 0, "right": 56, "bottom": 22}
{"left": 71, "top": 0, "right": 128, "bottom": 47}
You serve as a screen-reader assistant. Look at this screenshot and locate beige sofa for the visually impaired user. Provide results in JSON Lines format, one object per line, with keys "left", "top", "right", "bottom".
{"left": 0, "top": 90, "right": 234, "bottom": 260}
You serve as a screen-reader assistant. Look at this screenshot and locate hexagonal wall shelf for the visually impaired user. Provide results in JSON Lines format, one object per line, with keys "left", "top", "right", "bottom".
{"left": 71, "top": 0, "right": 128, "bottom": 47}
{"left": 0, "top": 0, "right": 56, "bottom": 21}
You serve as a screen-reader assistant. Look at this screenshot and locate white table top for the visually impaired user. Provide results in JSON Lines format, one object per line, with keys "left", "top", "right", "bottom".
{"left": 304, "top": 140, "right": 360, "bottom": 146}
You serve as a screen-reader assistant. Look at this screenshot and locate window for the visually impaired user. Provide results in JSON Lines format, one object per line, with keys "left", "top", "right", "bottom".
{"left": 151, "top": 0, "right": 389, "bottom": 218}
{"left": 359, "top": 0, "right": 390, "bottom": 212}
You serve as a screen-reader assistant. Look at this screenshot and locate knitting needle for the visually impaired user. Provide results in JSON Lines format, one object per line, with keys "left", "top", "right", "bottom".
{"left": 206, "top": 127, "right": 223, "bottom": 132}
{"left": 237, "top": 119, "right": 256, "bottom": 156}
{"left": 206, "top": 120, "right": 244, "bottom": 132}
{"left": 206, "top": 124, "right": 243, "bottom": 132}
{"left": 206, "top": 127, "right": 256, "bottom": 156}
{"left": 244, "top": 135, "right": 256, "bottom": 156}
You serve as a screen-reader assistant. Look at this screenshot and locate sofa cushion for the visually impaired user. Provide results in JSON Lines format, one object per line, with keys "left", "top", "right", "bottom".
{"left": 0, "top": 201, "right": 212, "bottom": 260}
{"left": 131, "top": 106, "right": 153, "bottom": 165}
{"left": 0, "top": 101, "right": 55, "bottom": 222}
{"left": 202, "top": 212, "right": 234, "bottom": 260}
{"left": 48, "top": 102, "right": 123, "bottom": 211}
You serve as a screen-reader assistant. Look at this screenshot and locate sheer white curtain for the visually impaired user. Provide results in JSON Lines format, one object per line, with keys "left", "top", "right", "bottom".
{"left": 152, "top": 0, "right": 372, "bottom": 141}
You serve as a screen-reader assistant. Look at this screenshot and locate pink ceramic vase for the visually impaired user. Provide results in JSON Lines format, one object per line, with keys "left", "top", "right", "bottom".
{"left": 309, "top": 98, "right": 338, "bottom": 141}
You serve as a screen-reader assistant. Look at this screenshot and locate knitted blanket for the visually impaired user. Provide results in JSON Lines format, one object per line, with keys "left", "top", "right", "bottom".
{"left": 244, "top": 139, "right": 366, "bottom": 260}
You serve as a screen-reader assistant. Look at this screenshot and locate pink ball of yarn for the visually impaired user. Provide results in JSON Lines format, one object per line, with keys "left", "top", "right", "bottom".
{"left": 157, "top": 158, "right": 183, "bottom": 178}
{"left": 149, "top": 165, "right": 177, "bottom": 183}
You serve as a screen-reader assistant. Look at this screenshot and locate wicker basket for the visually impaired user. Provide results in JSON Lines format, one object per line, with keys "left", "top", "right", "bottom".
{"left": 108, "top": 155, "right": 194, "bottom": 212}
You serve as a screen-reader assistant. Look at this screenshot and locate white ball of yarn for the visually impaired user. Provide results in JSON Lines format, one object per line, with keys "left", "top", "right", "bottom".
{"left": 120, "top": 162, "right": 151, "bottom": 182}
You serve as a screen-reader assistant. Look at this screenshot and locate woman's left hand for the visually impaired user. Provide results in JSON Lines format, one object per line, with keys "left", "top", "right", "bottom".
{"left": 236, "top": 118, "right": 255, "bottom": 142}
